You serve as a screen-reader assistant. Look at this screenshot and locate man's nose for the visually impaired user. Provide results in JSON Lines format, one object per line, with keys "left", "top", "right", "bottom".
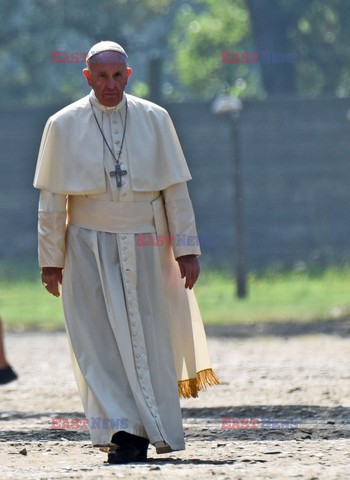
{"left": 106, "top": 77, "right": 118, "bottom": 88}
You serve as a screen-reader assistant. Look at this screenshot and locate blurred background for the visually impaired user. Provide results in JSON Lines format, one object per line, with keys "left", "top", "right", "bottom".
{"left": 1, "top": 0, "right": 350, "bottom": 328}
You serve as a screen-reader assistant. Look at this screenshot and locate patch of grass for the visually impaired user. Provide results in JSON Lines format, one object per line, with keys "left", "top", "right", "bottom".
{"left": 1, "top": 260, "right": 350, "bottom": 329}
{"left": 196, "top": 267, "right": 350, "bottom": 324}
{"left": 0, "top": 259, "right": 64, "bottom": 330}
{"left": 0, "top": 279, "right": 64, "bottom": 329}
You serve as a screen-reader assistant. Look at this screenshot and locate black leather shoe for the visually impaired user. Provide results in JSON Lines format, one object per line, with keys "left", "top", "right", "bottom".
{"left": 108, "top": 444, "right": 147, "bottom": 464}
{"left": 108, "top": 431, "right": 149, "bottom": 464}
{"left": 0, "top": 366, "right": 18, "bottom": 385}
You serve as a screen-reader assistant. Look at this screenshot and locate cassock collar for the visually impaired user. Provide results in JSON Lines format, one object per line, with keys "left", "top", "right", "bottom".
{"left": 89, "top": 90, "right": 127, "bottom": 114}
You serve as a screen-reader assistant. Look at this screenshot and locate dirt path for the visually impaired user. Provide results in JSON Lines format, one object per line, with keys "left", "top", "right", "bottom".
{"left": 1, "top": 323, "right": 350, "bottom": 479}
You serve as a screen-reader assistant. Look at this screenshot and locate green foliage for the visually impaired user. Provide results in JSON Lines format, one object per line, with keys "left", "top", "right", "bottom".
{"left": 0, "top": 0, "right": 173, "bottom": 105}
{"left": 292, "top": 0, "right": 350, "bottom": 96}
{"left": 130, "top": 80, "right": 150, "bottom": 98}
{"left": 169, "top": 0, "right": 262, "bottom": 99}
{"left": 1, "top": 0, "right": 350, "bottom": 104}
{"left": 170, "top": 0, "right": 350, "bottom": 99}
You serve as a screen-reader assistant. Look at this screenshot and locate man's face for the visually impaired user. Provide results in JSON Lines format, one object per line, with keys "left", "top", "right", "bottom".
{"left": 83, "top": 51, "right": 132, "bottom": 107}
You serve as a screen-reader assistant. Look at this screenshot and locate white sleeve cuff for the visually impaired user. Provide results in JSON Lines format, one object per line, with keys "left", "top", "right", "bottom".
{"left": 162, "top": 183, "right": 201, "bottom": 258}
{"left": 38, "top": 211, "right": 67, "bottom": 268}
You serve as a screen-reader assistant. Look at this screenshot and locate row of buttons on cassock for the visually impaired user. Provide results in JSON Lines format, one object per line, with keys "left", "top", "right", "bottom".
{"left": 119, "top": 234, "right": 160, "bottom": 418}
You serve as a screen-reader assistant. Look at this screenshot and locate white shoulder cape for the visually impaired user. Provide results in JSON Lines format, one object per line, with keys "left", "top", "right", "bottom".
{"left": 33, "top": 93, "right": 191, "bottom": 194}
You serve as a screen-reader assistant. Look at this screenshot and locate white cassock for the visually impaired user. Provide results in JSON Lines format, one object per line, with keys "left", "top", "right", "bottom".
{"left": 34, "top": 91, "right": 220, "bottom": 453}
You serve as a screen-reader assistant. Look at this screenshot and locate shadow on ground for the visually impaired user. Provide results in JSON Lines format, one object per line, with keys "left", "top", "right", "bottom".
{"left": 205, "top": 318, "right": 350, "bottom": 338}
{"left": 1, "top": 405, "right": 349, "bottom": 444}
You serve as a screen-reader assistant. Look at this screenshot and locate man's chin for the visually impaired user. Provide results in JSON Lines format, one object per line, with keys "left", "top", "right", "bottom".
{"left": 101, "top": 94, "right": 121, "bottom": 107}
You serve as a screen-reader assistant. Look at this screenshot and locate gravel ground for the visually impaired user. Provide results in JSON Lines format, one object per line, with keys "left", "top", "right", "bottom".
{"left": 1, "top": 322, "right": 350, "bottom": 480}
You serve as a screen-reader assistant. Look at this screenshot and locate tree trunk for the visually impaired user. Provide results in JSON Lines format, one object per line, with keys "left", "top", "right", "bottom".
{"left": 246, "top": 0, "right": 298, "bottom": 95}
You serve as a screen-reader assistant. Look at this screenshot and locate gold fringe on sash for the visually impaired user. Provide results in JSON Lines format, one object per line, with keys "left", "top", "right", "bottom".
{"left": 178, "top": 368, "right": 221, "bottom": 399}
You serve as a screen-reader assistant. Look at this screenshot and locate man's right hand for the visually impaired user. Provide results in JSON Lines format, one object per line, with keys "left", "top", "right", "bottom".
{"left": 41, "top": 267, "right": 63, "bottom": 297}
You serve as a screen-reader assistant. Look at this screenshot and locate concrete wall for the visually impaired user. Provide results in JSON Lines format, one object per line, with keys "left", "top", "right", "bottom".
{"left": 1, "top": 96, "right": 350, "bottom": 269}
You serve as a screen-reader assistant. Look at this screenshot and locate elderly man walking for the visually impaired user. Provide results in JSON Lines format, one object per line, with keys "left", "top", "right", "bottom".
{"left": 34, "top": 41, "right": 219, "bottom": 464}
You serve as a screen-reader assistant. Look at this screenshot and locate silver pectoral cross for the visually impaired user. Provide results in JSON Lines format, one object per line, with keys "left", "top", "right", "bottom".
{"left": 110, "top": 163, "right": 127, "bottom": 188}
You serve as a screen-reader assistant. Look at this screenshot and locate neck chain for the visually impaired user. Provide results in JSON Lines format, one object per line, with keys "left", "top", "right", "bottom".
{"left": 89, "top": 97, "right": 128, "bottom": 188}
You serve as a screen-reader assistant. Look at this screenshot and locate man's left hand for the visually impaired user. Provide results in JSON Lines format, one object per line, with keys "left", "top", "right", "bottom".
{"left": 176, "top": 254, "right": 200, "bottom": 289}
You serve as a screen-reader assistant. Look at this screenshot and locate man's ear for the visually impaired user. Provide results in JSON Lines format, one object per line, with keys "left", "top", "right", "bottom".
{"left": 83, "top": 68, "right": 92, "bottom": 86}
{"left": 126, "top": 67, "right": 132, "bottom": 81}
